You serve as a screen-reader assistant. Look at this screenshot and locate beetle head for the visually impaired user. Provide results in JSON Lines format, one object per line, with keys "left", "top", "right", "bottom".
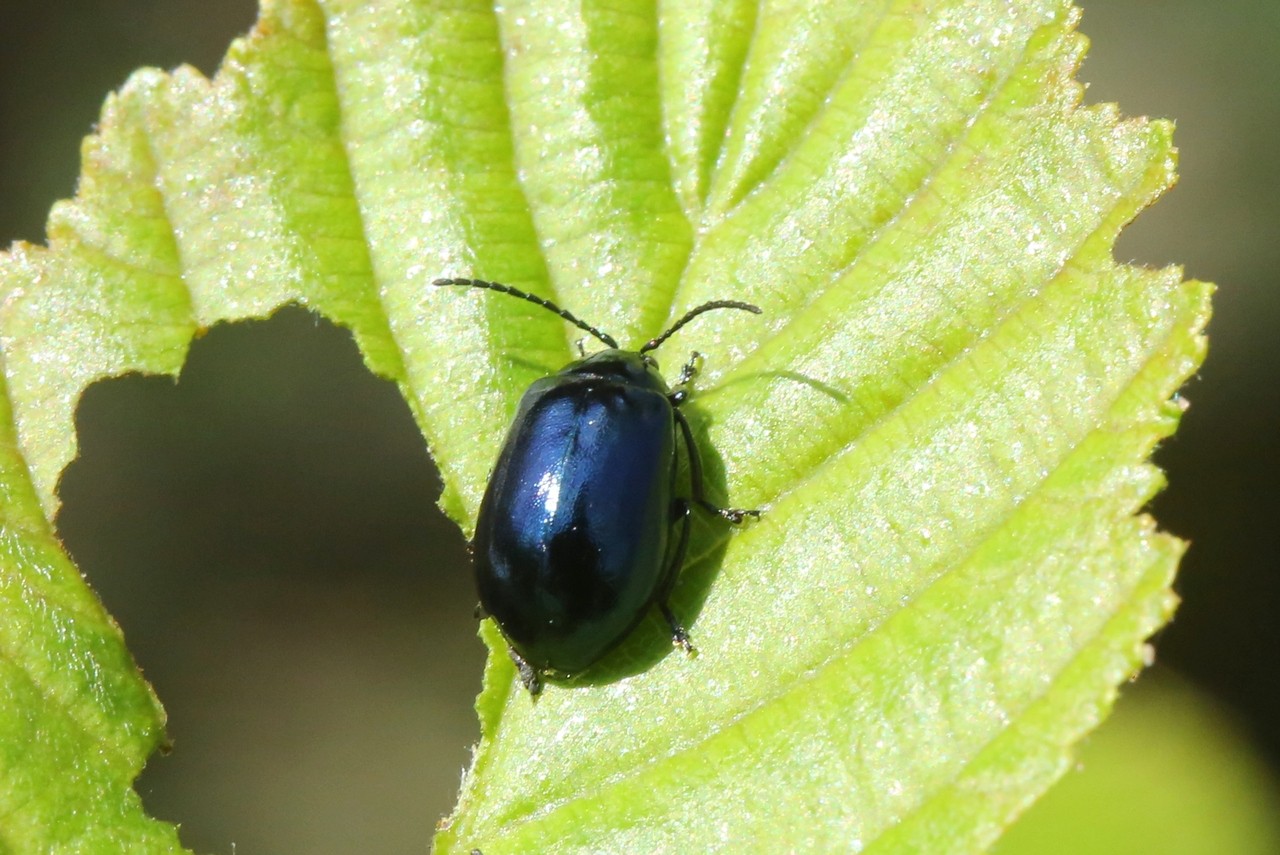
{"left": 562, "top": 349, "right": 670, "bottom": 393}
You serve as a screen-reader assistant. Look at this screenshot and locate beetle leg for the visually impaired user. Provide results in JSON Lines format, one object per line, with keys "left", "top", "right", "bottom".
{"left": 672, "top": 407, "right": 761, "bottom": 525}
{"left": 660, "top": 602, "right": 694, "bottom": 655}
{"left": 507, "top": 646, "right": 543, "bottom": 697}
{"left": 473, "top": 601, "right": 488, "bottom": 620}
{"left": 675, "top": 350, "right": 703, "bottom": 388}
{"left": 657, "top": 498, "right": 696, "bottom": 655}
{"left": 695, "top": 500, "right": 761, "bottom": 524}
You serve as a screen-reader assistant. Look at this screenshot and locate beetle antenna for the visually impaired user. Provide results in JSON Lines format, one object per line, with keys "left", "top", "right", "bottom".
{"left": 641, "top": 300, "right": 762, "bottom": 354}
{"left": 433, "top": 278, "right": 619, "bottom": 349}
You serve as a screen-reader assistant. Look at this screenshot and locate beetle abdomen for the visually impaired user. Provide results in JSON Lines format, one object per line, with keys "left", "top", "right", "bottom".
{"left": 474, "top": 377, "right": 675, "bottom": 674}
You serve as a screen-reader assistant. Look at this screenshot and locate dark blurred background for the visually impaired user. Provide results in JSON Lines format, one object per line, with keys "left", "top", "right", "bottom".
{"left": 0, "top": 2, "right": 1275, "bottom": 853}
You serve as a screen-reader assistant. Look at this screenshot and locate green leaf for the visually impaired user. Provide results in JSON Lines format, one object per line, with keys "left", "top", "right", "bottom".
{"left": 999, "top": 675, "right": 1280, "bottom": 855}
{"left": 0, "top": 0, "right": 1208, "bottom": 852}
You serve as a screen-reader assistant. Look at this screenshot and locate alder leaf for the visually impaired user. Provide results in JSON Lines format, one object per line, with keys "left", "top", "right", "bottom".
{"left": 0, "top": 0, "right": 1209, "bottom": 852}
{"left": 999, "top": 676, "right": 1280, "bottom": 855}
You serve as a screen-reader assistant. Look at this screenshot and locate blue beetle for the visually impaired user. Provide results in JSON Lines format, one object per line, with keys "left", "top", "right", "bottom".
{"left": 434, "top": 278, "right": 761, "bottom": 695}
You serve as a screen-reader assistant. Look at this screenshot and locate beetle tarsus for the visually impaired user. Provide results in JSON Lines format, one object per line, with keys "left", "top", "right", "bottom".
{"left": 659, "top": 602, "right": 696, "bottom": 656}
{"left": 509, "top": 647, "right": 543, "bottom": 697}
{"left": 695, "top": 498, "right": 761, "bottom": 525}
{"left": 675, "top": 350, "right": 703, "bottom": 387}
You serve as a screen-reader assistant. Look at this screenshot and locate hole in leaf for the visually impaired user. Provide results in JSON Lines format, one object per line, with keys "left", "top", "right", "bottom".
{"left": 57, "top": 307, "right": 482, "bottom": 854}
